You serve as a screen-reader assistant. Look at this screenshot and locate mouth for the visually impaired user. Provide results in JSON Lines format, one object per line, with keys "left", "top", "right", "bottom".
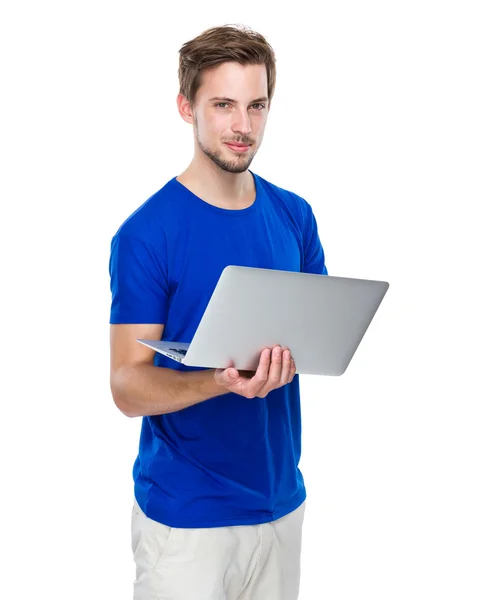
{"left": 224, "top": 142, "right": 251, "bottom": 154}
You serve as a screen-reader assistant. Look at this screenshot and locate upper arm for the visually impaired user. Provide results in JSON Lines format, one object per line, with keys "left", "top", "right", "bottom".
{"left": 302, "top": 203, "right": 328, "bottom": 275}
{"left": 109, "top": 323, "right": 164, "bottom": 412}
{"left": 110, "top": 323, "right": 165, "bottom": 374}
{"left": 109, "top": 228, "right": 169, "bottom": 371}
{"left": 109, "top": 231, "right": 170, "bottom": 324}
{"left": 108, "top": 228, "right": 169, "bottom": 402}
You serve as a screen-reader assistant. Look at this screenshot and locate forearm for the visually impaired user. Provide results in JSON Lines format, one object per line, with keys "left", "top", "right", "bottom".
{"left": 111, "top": 363, "right": 229, "bottom": 417}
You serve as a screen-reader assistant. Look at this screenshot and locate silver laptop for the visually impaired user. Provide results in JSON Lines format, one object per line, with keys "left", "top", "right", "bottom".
{"left": 137, "top": 265, "right": 389, "bottom": 376}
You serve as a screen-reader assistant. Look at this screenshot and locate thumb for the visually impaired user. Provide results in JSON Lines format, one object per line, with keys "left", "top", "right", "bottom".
{"left": 226, "top": 368, "right": 237, "bottom": 380}
{"left": 214, "top": 367, "right": 234, "bottom": 383}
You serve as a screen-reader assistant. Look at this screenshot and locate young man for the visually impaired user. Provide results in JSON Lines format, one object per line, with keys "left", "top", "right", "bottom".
{"left": 109, "top": 24, "right": 328, "bottom": 600}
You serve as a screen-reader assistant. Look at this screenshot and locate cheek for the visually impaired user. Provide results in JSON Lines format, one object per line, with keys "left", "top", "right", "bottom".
{"left": 197, "top": 114, "right": 226, "bottom": 139}
{"left": 258, "top": 113, "right": 269, "bottom": 128}
{"left": 254, "top": 120, "right": 266, "bottom": 141}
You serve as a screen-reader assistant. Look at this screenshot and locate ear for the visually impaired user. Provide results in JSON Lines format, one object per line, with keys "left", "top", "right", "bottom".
{"left": 177, "top": 93, "right": 194, "bottom": 124}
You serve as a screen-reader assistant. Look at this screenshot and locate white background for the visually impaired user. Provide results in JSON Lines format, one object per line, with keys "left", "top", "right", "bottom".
{"left": 1, "top": 1, "right": 480, "bottom": 599}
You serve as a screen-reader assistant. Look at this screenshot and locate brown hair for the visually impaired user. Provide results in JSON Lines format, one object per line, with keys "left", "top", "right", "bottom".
{"left": 178, "top": 24, "right": 277, "bottom": 108}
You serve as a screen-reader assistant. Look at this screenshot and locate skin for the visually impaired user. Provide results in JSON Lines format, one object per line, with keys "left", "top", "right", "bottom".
{"left": 176, "top": 62, "right": 269, "bottom": 209}
{"left": 110, "top": 62, "right": 296, "bottom": 417}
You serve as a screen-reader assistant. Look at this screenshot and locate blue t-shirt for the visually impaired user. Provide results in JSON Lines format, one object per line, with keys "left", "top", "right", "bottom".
{"left": 109, "top": 170, "right": 328, "bottom": 528}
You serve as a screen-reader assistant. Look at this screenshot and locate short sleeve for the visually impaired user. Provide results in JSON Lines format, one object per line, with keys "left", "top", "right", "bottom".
{"left": 302, "top": 204, "right": 328, "bottom": 275}
{"left": 109, "top": 232, "right": 169, "bottom": 324}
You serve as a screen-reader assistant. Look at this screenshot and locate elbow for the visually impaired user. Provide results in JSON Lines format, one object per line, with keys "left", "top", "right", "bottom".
{"left": 110, "top": 366, "right": 138, "bottom": 418}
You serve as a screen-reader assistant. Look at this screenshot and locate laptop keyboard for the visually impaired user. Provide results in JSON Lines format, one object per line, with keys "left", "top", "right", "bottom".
{"left": 169, "top": 348, "right": 187, "bottom": 355}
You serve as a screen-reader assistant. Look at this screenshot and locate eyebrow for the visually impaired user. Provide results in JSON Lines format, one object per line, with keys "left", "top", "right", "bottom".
{"left": 209, "top": 96, "right": 269, "bottom": 104}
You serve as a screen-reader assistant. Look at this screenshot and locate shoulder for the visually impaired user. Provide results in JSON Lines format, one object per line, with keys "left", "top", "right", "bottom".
{"left": 111, "top": 176, "right": 182, "bottom": 244}
{"left": 253, "top": 171, "right": 313, "bottom": 222}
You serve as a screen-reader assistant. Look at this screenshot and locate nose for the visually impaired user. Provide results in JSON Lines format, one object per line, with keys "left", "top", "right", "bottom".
{"left": 232, "top": 108, "right": 251, "bottom": 136}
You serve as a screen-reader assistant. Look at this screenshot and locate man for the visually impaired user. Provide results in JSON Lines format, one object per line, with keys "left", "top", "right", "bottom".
{"left": 109, "top": 24, "right": 328, "bottom": 600}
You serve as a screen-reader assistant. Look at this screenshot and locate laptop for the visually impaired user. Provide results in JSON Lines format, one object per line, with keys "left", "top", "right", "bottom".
{"left": 137, "top": 265, "right": 389, "bottom": 376}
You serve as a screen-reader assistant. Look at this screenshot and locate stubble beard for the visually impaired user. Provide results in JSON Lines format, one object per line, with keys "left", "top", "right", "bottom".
{"left": 194, "top": 120, "right": 256, "bottom": 174}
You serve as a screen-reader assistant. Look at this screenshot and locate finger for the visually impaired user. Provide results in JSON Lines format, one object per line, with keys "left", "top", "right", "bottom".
{"left": 226, "top": 368, "right": 239, "bottom": 381}
{"left": 267, "top": 345, "right": 283, "bottom": 385}
{"left": 256, "top": 345, "right": 283, "bottom": 397}
{"left": 279, "top": 349, "right": 292, "bottom": 385}
{"left": 289, "top": 358, "right": 297, "bottom": 381}
{"left": 247, "top": 348, "right": 271, "bottom": 396}
{"left": 216, "top": 367, "right": 239, "bottom": 387}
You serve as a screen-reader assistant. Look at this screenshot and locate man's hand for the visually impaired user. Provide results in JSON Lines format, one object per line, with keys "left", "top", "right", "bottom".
{"left": 214, "top": 346, "right": 296, "bottom": 398}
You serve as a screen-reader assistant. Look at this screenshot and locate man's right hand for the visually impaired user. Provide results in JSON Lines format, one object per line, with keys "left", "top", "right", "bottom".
{"left": 214, "top": 346, "right": 296, "bottom": 399}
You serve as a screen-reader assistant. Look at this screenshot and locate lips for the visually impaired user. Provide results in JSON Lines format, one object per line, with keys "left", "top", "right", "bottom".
{"left": 225, "top": 142, "right": 251, "bottom": 152}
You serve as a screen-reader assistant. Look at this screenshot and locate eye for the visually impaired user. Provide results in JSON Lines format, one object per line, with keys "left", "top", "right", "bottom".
{"left": 214, "top": 102, "right": 266, "bottom": 110}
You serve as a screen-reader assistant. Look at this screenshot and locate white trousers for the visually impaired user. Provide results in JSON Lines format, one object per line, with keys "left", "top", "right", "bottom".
{"left": 131, "top": 498, "right": 306, "bottom": 600}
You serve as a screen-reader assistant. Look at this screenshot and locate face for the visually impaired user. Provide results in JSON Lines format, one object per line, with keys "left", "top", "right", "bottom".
{"left": 181, "top": 62, "right": 270, "bottom": 174}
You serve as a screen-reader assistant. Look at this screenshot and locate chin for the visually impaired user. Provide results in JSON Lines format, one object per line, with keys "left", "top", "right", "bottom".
{"left": 221, "top": 162, "right": 251, "bottom": 174}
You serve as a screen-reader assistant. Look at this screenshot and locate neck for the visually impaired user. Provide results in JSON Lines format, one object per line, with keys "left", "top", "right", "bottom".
{"left": 177, "top": 157, "right": 255, "bottom": 210}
